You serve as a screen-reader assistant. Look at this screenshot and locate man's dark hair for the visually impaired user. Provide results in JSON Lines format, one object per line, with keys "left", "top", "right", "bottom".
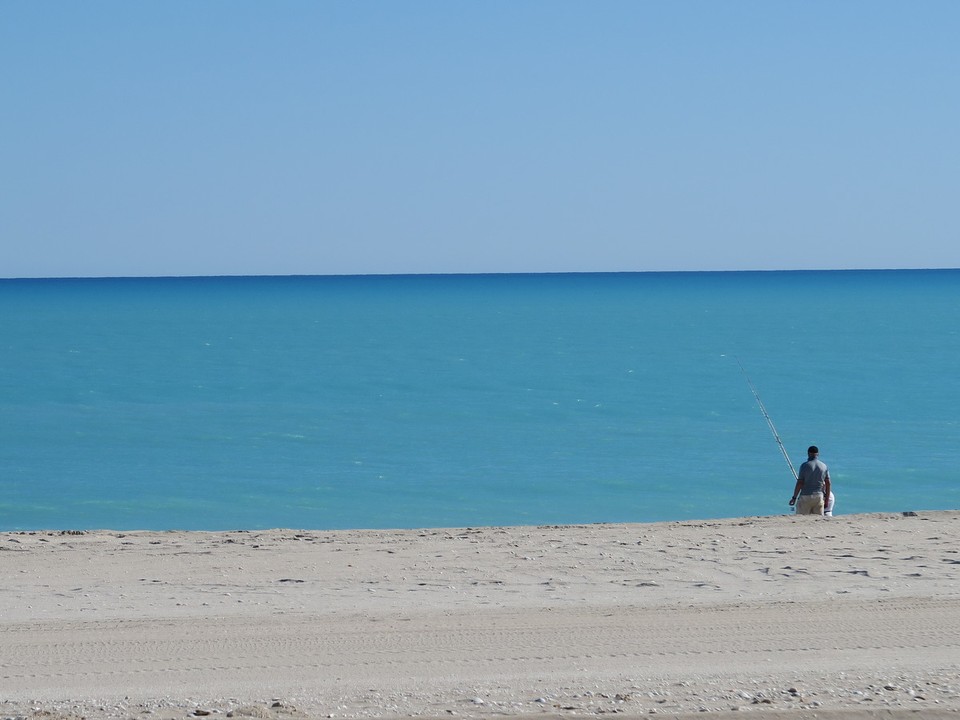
{"left": 808, "top": 445, "right": 819, "bottom": 455}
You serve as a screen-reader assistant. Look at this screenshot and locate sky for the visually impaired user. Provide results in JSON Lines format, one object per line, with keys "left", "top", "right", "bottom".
{"left": 2, "top": 1, "right": 959, "bottom": 278}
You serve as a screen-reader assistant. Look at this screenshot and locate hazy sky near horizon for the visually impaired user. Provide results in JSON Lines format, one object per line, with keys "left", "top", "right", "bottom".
{"left": 2, "top": 1, "right": 958, "bottom": 278}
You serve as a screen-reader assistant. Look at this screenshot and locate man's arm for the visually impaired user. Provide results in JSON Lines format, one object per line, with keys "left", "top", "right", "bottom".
{"left": 790, "top": 477, "right": 803, "bottom": 506}
{"left": 823, "top": 471, "right": 831, "bottom": 507}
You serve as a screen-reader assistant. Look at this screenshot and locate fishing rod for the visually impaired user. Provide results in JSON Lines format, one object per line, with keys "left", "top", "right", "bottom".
{"left": 734, "top": 356, "right": 798, "bottom": 480}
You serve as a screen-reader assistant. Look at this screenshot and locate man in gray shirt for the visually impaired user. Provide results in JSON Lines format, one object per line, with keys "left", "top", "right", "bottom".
{"left": 790, "top": 445, "right": 831, "bottom": 515}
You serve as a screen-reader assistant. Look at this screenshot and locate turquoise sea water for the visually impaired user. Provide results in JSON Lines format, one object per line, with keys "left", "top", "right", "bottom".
{"left": 1, "top": 270, "right": 958, "bottom": 531}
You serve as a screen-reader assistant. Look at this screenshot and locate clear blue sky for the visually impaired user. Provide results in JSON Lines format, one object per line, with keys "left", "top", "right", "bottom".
{"left": 2, "top": 1, "right": 958, "bottom": 278}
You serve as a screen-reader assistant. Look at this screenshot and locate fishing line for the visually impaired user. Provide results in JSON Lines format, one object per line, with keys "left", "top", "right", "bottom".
{"left": 733, "top": 356, "right": 797, "bottom": 480}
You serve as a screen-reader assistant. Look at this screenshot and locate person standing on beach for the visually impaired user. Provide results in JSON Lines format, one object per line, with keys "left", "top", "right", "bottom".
{"left": 789, "top": 445, "right": 831, "bottom": 515}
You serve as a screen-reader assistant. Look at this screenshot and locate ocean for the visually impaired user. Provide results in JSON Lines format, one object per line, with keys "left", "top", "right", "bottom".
{"left": 1, "top": 270, "right": 958, "bottom": 531}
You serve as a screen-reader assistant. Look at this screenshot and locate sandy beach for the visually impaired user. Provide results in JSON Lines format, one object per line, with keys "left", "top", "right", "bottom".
{"left": 3, "top": 511, "right": 960, "bottom": 720}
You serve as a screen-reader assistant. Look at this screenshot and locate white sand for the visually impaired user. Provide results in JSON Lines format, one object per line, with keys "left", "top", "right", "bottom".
{"left": 3, "top": 511, "right": 960, "bottom": 719}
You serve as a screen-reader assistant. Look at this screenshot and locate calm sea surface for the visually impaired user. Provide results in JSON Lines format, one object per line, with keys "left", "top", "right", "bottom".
{"left": 1, "top": 270, "right": 958, "bottom": 531}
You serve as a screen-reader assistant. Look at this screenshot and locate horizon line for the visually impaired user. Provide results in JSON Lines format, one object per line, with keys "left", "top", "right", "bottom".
{"left": 3, "top": 266, "right": 959, "bottom": 282}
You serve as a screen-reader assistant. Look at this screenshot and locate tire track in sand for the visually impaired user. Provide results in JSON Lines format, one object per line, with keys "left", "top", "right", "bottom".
{"left": 2, "top": 596, "right": 960, "bottom": 700}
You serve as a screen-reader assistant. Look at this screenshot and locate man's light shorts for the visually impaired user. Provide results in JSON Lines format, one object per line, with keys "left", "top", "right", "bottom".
{"left": 796, "top": 493, "right": 825, "bottom": 515}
